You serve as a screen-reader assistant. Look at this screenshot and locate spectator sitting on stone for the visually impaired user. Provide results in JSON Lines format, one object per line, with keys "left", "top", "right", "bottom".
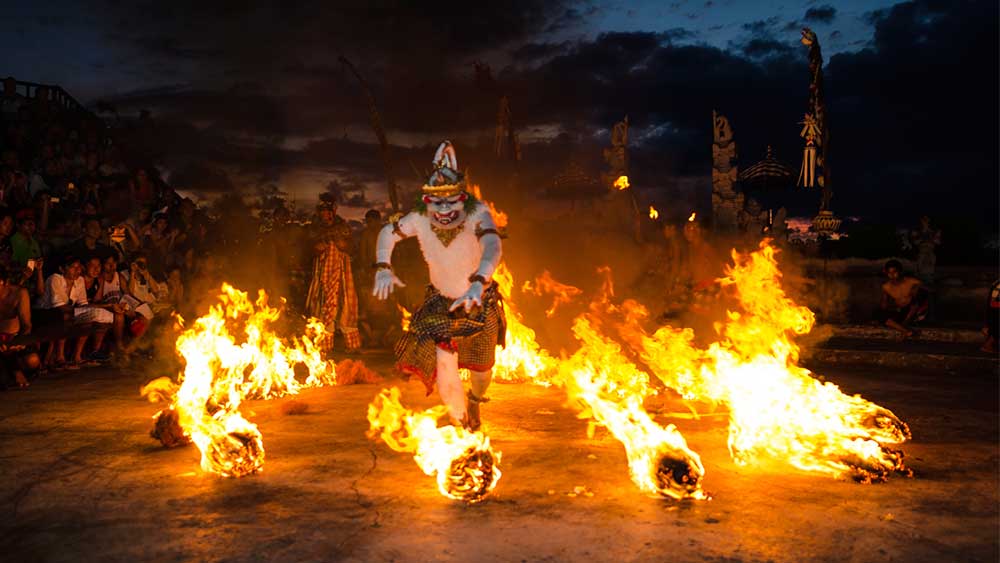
{"left": 10, "top": 209, "right": 41, "bottom": 267}
{"left": 34, "top": 255, "right": 110, "bottom": 370}
{"left": 5, "top": 170, "right": 31, "bottom": 209}
{"left": 0, "top": 263, "right": 39, "bottom": 388}
{"left": 66, "top": 216, "right": 116, "bottom": 264}
{"left": 123, "top": 253, "right": 164, "bottom": 316}
{"left": 0, "top": 210, "right": 14, "bottom": 270}
{"left": 876, "top": 259, "right": 929, "bottom": 338}
{"left": 143, "top": 212, "right": 178, "bottom": 273}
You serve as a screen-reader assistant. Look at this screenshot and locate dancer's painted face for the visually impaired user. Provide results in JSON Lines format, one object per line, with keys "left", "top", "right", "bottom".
{"left": 423, "top": 192, "right": 467, "bottom": 230}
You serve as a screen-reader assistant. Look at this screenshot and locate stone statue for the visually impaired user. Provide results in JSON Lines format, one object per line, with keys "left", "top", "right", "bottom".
{"left": 711, "top": 110, "right": 743, "bottom": 232}
{"left": 603, "top": 115, "right": 629, "bottom": 180}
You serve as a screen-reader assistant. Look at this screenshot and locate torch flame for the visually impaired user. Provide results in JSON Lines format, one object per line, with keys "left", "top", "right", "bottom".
{"left": 367, "top": 387, "right": 502, "bottom": 503}
{"left": 688, "top": 212, "right": 697, "bottom": 222}
{"left": 614, "top": 175, "right": 630, "bottom": 190}
{"left": 649, "top": 206, "right": 659, "bottom": 220}
{"left": 147, "top": 284, "right": 338, "bottom": 477}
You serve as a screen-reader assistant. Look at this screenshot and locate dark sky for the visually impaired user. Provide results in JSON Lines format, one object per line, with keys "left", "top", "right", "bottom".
{"left": 3, "top": 0, "right": 997, "bottom": 228}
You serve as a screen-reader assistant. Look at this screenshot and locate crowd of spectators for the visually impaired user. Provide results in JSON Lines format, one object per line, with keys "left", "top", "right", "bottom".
{"left": 0, "top": 77, "right": 404, "bottom": 390}
{"left": 0, "top": 78, "right": 218, "bottom": 388}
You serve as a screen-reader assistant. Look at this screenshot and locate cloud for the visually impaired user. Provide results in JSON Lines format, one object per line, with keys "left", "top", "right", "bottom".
{"left": 804, "top": 5, "right": 837, "bottom": 24}
{"left": 75, "top": 0, "right": 995, "bottom": 228}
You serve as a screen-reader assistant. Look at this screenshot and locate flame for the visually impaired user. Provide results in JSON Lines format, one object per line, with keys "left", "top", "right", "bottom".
{"left": 491, "top": 263, "right": 557, "bottom": 384}
{"left": 522, "top": 270, "right": 583, "bottom": 318}
{"left": 618, "top": 241, "right": 911, "bottom": 482}
{"left": 614, "top": 175, "right": 630, "bottom": 190}
{"left": 557, "top": 316, "right": 707, "bottom": 499}
{"left": 470, "top": 184, "right": 508, "bottom": 229}
{"left": 146, "top": 284, "right": 337, "bottom": 477}
{"left": 688, "top": 212, "right": 697, "bottom": 222}
{"left": 367, "top": 387, "right": 502, "bottom": 503}
{"left": 397, "top": 304, "right": 411, "bottom": 332}
{"left": 649, "top": 206, "right": 659, "bottom": 220}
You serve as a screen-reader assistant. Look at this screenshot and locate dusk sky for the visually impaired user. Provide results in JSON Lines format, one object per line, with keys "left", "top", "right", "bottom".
{"left": 3, "top": 0, "right": 996, "bottom": 226}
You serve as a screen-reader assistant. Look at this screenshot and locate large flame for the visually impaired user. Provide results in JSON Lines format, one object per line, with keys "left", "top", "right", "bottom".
{"left": 146, "top": 284, "right": 338, "bottom": 477}
{"left": 491, "top": 263, "right": 557, "bottom": 385}
{"left": 619, "top": 241, "right": 911, "bottom": 482}
{"left": 367, "top": 387, "right": 502, "bottom": 503}
{"left": 558, "top": 316, "right": 707, "bottom": 499}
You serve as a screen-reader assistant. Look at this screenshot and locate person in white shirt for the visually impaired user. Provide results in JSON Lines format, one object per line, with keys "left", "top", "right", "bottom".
{"left": 35, "top": 255, "right": 112, "bottom": 369}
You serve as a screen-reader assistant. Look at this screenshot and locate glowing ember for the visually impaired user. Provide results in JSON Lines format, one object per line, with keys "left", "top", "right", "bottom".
{"left": 521, "top": 270, "right": 583, "bottom": 318}
{"left": 144, "top": 284, "right": 338, "bottom": 477}
{"left": 367, "top": 387, "right": 502, "bottom": 503}
{"left": 614, "top": 175, "right": 630, "bottom": 190}
{"left": 558, "top": 317, "right": 707, "bottom": 500}
{"left": 619, "top": 241, "right": 911, "bottom": 482}
{"left": 688, "top": 212, "right": 697, "bottom": 222}
{"left": 649, "top": 206, "right": 659, "bottom": 220}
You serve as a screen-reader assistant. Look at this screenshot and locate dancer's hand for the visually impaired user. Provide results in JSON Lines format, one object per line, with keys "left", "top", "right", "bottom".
{"left": 373, "top": 269, "right": 405, "bottom": 300}
{"left": 450, "top": 281, "right": 483, "bottom": 313}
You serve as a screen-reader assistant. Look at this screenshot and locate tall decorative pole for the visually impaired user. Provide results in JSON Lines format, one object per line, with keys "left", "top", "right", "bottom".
{"left": 797, "top": 28, "right": 839, "bottom": 234}
{"left": 339, "top": 55, "right": 401, "bottom": 213}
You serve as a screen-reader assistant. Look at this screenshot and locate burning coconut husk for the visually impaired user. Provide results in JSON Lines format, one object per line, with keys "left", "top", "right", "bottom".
{"left": 149, "top": 406, "right": 191, "bottom": 448}
{"left": 610, "top": 240, "right": 911, "bottom": 482}
{"left": 367, "top": 387, "right": 502, "bottom": 503}
{"left": 557, "top": 317, "right": 707, "bottom": 500}
{"left": 143, "top": 284, "right": 342, "bottom": 476}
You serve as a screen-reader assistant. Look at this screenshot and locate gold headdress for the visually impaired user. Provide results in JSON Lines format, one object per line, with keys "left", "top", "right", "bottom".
{"left": 422, "top": 140, "right": 466, "bottom": 197}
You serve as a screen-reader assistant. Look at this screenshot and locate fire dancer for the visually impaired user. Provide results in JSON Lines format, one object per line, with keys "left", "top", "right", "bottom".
{"left": 373, "top": 141, "right": 503, "bottom": 430}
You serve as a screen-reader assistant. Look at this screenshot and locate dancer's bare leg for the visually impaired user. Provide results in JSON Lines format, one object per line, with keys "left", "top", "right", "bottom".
{"left": 435, "top": 347, "right": 466, "bottom": 426}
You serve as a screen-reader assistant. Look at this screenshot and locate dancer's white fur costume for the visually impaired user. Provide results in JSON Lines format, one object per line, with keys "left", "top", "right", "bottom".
{"left": 373, "top": 141, "right": 503, "bottom": 429}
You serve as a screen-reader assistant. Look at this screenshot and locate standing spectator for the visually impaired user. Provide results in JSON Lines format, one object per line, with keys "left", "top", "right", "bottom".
{"left": 876, "top": 259, "right": 929, "bottom": 338}
{"left": 305, "top": 222, "right": 360, "bottom": 354}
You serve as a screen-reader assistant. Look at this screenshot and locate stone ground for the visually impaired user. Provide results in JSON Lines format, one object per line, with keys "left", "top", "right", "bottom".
{"left": 0, "top": 353, "right": 996, "bottom": 563}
